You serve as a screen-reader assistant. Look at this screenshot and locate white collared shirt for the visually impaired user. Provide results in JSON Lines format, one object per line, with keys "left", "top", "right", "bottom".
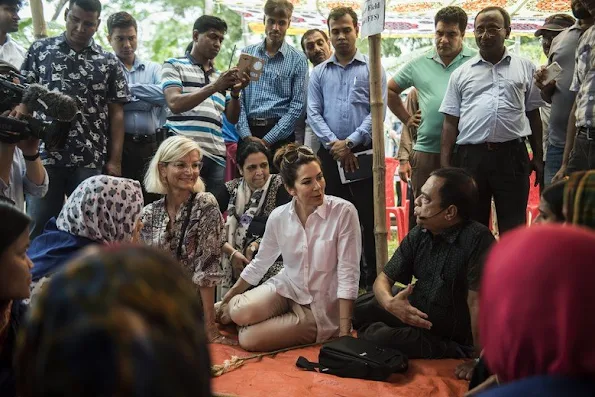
{"left": 240, "top": 195, "right": 362, "bottom": 342}
{"left": 0, "top": 35, "right": 25, "bottom": 69}
{"left": 440, "top": 49, "right": 543, "bottom": 144}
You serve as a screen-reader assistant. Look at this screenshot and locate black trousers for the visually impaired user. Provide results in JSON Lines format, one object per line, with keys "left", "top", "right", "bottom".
{"left": 353, "top": 290, "right": 474, "bottom": 359}
{"left": 318, "top": 147, "right": 377, "bottom": 288}
{"left": 122, "top": 137, "right": 161, "bottom": 205}
{"left": 456, "top": 140, "right": 530, "bottom": 235}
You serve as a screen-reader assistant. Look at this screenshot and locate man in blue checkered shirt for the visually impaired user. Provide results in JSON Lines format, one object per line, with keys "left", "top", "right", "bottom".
{"left": 236, "top": 0, "right": 308, "bottom": 157}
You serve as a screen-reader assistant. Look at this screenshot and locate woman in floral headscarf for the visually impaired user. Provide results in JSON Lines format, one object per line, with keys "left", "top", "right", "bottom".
{"left": 15, "top": 245, "right": 212, "bottom": 397}
{"left": 28, "top": 175, "right": 144, "bottom": 293}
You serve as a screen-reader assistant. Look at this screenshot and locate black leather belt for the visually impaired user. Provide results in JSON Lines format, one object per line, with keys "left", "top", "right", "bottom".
{"left": 462, "top": 138, "right": 525, "bottom": 151}
{"left": 248, "top": 118, "right": 280, "bottom": 128}
{"left": 124, "top": 134, "right": 157, "bottom": 143}
{"left": 577, "top": 127, "right": 594, "bottom": 140}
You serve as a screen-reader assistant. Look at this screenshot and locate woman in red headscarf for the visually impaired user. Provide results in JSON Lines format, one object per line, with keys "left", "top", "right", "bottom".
{"left": 474, "top": 225, "right": 595, "bottom": 396}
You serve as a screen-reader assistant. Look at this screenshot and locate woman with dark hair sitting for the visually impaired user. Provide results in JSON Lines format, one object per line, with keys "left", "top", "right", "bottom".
{"left": 535, "top": 180, "right": 566, "bottom": 224}
{"left": 215, "top": 140, "right": 291, "bottom": 298}
{"left": 217, "top": 144, "right": 361, "bottom": 352}
{"left": 0, "top": 201, "right": 33, "bottom": 397}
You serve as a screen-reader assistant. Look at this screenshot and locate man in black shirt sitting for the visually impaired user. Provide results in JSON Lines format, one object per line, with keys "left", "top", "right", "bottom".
{"left": 353, "top": 167, "right": 495, "bottom": 360}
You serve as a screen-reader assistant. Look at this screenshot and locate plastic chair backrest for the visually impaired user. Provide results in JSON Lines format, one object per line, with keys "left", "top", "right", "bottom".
{"left": 385, "top": 158, "right": 399, "bottom": 208}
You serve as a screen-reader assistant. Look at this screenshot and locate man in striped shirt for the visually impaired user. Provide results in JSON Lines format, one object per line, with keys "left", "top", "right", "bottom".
{"left": 553, "top": 0, "right": 595, "bottom": 180}
{"left": 162, "top": 15, "right": 247, "bottom": 196}
{"left": 237, "top": 0, "right": 308, "bottom": 157}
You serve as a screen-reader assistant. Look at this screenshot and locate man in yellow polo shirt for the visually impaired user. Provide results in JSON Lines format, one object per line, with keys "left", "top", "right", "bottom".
{"left": 387, "top": 6, "right": 476, "bottom": 200}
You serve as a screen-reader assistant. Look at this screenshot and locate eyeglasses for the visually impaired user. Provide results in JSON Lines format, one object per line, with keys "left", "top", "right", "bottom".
{"left": 283, "top": 146, "right": 315, "bottom": 163}
{"left": 161, "top": 161, "right": 203, "bottom": 171}
{"left": 474, "top": 27, "right": 504, "bottom": 37}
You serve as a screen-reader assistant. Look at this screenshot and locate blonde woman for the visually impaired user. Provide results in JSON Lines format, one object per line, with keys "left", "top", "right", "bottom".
{"left": 141, "top": 135, "right": 231, "bottom": 344}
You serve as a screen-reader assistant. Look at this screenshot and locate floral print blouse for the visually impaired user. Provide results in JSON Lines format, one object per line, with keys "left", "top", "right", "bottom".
{"left": 140, "top": 192, "right": 225, "bottom": 288}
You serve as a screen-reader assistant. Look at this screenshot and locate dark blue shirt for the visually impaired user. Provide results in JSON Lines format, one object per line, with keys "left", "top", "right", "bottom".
{"left": 28, "top": 218, "right": 95, "bottom": 281}
{"left": 20, "top": 33, "right": 131, "bottom": 168}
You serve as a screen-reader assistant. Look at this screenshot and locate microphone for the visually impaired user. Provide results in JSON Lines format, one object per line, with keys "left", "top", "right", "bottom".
{"left": 21, "top": 84, "right": 78, "bottom": 121}
{"left": 417, "top": 207, "right": 447, "bottom": 220}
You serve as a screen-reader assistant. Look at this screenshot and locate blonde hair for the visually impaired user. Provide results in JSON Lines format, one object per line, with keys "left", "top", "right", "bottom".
{"left": 144, "top": 136, "right": 206, "bottom": 194}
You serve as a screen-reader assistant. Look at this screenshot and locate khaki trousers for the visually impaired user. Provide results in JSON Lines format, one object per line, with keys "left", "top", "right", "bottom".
{"left": 410, "top": 150, "right": 442, "bottom": 199}
{"left": 229, "top": 283, "right": 317, "bottom": 352}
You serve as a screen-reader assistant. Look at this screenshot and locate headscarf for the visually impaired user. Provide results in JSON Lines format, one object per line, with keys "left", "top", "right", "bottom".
{"left": 564, "top": 170, "right": 595, "bottom": 229}
{"left": 15, "top": 245, "right": 212, "bottom": 397}
{"left": 56, "top": 176, "right": 143, "bottom": 243}
{"left": 480, "top": 225, "right": 595, "bottom": 383}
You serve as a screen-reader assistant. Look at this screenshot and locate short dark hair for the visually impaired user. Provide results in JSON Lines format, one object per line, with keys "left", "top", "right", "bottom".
{"left": 0, "top": 0, "right": 22, "bottom": 8}
{"left": 541, "top": 180, "right": 566, "bottom": 221}
{"left": 185, "top": 41, "right": 193, "bottom": 53}
{"left": 106, "top": 11, "right": 137, "bottom": 35}
{"left": 264, "top": 0, "right": 294, "bottom": 18}
{"left": 435, "top": 6, "right": 468, "bottom": 33}
{"left": 68, "top": 0, "right": 102, "bottom": 15}
{"left": 0, "top": 201, "right": 31, "bottom": 255}
{"left": 429, "top": 167, "right": 478, "bottom": 220}
{"left": 300, "top": 29, "right": 329, "bottom": 52}
{"left": 475, "top": 6, "right": 511, "bottom": 29}
{"left": 273, "top": 144, "right": 321, "bottom": 188}
{"left": 192, "top": 15, "right": 227, "bottom": 35}
{"left": 236, "top": 140, "right": 271, "bottom": 169}
{"left": 327, "top": 7, "right": 358, "bottom": 30}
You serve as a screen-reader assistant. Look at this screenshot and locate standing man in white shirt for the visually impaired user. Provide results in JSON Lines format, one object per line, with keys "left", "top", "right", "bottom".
{"left": 440, "top": 6, "right": 543, "bottom": 235}
{"left": 0, "top": 0, "right": 24, "bottom": 69}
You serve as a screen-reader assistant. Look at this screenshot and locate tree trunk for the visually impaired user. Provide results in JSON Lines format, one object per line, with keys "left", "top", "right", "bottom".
{"left": 30, "top": 0, "right": 48, "bottom": 39}
{"left": 51, "top": 0, "right": 69, "bottom": 22}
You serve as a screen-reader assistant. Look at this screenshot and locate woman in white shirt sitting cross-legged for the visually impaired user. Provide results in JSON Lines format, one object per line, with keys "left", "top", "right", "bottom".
{"left": 217, "top": 144, "right": 361, "bottom": 352}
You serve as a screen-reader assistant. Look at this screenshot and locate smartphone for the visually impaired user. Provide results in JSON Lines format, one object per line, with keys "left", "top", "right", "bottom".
{"left": 542, "top": 61, "right": 563, "bottom": 86}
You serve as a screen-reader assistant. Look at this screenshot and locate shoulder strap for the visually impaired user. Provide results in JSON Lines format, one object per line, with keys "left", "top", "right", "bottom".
{"left": 295, "top": 356, "right": 322, "bottom": 372}
{"left": 177, "top": 193, "right": 197, "bottom": 260}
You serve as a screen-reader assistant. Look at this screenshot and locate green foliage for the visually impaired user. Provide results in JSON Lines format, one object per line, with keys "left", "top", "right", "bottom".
{"left": 212, "top": 4, "right": 243, "bottom": 71}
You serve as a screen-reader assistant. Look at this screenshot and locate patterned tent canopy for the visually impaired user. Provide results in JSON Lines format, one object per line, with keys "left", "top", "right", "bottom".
{"left": 217, "top": 0, "right": 571, "bottom": 36}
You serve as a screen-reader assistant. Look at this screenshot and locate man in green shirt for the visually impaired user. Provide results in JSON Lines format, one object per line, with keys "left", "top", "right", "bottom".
{"left": 388, "top": 6, "right": 476, "bottom": 201}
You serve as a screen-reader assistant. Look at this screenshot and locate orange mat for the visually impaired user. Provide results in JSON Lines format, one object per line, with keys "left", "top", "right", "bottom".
{"left": 210, "top": 344, "right": 469, "bottom": 397}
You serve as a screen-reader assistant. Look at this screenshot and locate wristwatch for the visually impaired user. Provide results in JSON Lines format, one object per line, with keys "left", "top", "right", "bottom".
{"left": 345, "top": 139, "right": 355, "bottom": 150}
{"left": 23, "top": 152, "right": 40, "bottom": 161}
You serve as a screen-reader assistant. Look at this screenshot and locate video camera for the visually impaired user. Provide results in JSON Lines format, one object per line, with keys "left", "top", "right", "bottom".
{"left": 0, "top": 61, "right": 78, "bottom": 150}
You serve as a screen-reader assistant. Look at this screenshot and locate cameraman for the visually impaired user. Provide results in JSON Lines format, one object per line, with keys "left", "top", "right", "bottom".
{"left": 0, "top": 137, "right": 48, "bottom": 211}
{"left": 0, "top": 59, "right": 48, "bottom": 210}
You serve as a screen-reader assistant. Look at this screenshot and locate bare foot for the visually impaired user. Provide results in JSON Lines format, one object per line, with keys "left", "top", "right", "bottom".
{"left": 455, "top": 360, "right": 476, "bottom": 381}
{"left": 208, "top": 328, "right": 239, "bottom": 346}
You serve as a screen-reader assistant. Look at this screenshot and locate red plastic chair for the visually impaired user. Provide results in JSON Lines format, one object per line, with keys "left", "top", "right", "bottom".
{"left": 385, "top": 158, "right": 410, "bottom": 242}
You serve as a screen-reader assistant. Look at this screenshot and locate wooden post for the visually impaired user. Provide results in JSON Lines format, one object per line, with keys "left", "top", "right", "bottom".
{"left": 30, "top": 0, "right": 48, "bottom": 39}
{"left": 368, "top": 33, "right": 388, "bottom": 277}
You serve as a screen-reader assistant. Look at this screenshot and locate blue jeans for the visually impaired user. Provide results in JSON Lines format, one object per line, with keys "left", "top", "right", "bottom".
{"left": 201, "top": 156, "right": 225, "bottom": 197}
{"left": 26, "top": 166, "right": 100, "bottom": 238}
{"left": 544, "top": 143, "right": 564, "bottom": 187}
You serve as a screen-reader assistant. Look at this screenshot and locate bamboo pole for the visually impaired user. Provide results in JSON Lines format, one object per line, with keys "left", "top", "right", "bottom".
{"left": 30, "top": 0, "right": 48, "bottom": 39}
{"left": 368, "top": 33, "right": 388, "bottom": 277}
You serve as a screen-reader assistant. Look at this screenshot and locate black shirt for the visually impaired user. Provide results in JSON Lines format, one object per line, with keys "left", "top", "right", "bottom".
{"left": 383, "top": 220, "right": 495, "bottom": 346}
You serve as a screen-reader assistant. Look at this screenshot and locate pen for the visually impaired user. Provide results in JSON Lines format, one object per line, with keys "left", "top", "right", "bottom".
{"left": 228, "top": 44, "right": 237, "bottom": 69}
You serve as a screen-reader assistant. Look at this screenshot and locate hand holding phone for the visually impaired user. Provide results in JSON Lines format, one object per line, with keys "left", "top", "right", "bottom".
{"left": 542, "top": 61, "right": 562, "bottom": 86}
